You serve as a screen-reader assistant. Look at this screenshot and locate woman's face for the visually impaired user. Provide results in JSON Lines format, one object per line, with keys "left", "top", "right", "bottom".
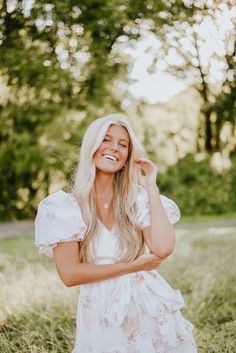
{"left": 93, "top": 124, "right": 130, "bottom": 174}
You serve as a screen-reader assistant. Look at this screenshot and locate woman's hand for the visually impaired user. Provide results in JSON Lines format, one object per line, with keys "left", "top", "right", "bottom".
{"left": 134, "top": 158, "right": 158, "bottom": 188}
{"left": 131, "top": 253, "right": 164, "bottom": 272}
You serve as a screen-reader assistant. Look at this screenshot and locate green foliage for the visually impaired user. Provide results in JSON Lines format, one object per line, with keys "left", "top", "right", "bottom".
{"left": 0, "top": 102, "right": 85, "bottom": 220}
{"left": 150, "top": 1, "right": 235, "bottom": 153}
{"left": 158, "top": 154, "right": 236, "bottom": 216}
{"left": 0, "top": 1, "right": 235, "bottom": 220}
{"left": 0, "top": 0, "right": 166, "bottom": 220}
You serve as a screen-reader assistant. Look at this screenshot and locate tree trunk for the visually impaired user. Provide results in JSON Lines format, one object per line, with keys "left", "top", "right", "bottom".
{"left": 204, "top": 109, "right": 212, "bottom": 152}
{"left": 215, "top": 120, "right": 221, "bottom": 151}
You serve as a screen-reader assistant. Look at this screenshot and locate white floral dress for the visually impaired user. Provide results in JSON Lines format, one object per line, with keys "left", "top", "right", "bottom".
{"left": 35, "top": 186, "right": 198, "bottom": 353}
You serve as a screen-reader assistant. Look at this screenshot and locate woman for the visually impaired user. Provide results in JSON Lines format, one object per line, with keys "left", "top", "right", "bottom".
{"left": 35, "top": 113, "right": 198, "bottom": 353}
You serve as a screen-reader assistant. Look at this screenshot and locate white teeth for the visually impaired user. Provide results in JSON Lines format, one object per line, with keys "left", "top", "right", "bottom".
{"left": 103, "top": 154, "right": 117, "bottom": 162}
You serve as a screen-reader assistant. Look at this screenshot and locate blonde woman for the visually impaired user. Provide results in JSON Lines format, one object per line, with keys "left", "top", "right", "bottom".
{"left": 35, "top": 114, "right": 198, "bottom": 353}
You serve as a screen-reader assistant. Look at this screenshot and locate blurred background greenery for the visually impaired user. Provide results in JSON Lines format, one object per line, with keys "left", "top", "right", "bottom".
{"left": 0, "top": 2, "right": 236, "bottom": 353}
{"left": 0, "top": 0, "right": 235, "bottom": 221}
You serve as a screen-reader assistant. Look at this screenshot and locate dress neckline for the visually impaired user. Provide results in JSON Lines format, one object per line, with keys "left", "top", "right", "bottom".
{"left": 98, "top": 219, "right": 115, "bottom": 233}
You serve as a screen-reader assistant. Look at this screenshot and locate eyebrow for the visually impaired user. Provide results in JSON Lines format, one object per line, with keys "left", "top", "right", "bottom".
{"left": 105, "top": 134, "right": 129, "bottom": 143}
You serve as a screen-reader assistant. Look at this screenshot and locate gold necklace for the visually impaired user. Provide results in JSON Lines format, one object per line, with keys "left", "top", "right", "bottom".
{"left": 101, "top": 197, "right": 113, "bottom": 209}
{"left": 95, "top": 192, "right": 113, "bottom": 209}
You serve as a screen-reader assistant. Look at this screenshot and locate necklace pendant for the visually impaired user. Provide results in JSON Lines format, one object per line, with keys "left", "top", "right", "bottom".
{"left": 103, "top": 202, "right": 109, "bottom": 209}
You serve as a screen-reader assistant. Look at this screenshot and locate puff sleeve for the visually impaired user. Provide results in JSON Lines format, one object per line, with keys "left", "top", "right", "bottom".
{"left": 35, "top": 190, "right": 87, "bottom": 257}
{"left": 135, "top": 185, "right": 181, "bottom": 229}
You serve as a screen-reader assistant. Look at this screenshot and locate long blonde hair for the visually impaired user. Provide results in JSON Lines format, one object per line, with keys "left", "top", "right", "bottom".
{"left": 71, "top": 113, "right": 146, "bottom": 263}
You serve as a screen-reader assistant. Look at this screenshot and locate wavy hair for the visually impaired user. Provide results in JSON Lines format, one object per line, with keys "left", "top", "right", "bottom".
{"left": 71, "top": 113, "right": 146, "bottom": 263}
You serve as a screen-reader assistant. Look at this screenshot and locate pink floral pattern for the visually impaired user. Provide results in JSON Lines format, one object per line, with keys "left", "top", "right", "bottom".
{"left": 73, "top": 271, "right": 197, "bottom": 353}
{"left": 35, "top": 190, "right": 87, "bottom": 256}
{"left": 35, "top": 188, "right": 197, "bottom": 353}
{"left": 135, "top": 185, "right": 181, "bottom": 228}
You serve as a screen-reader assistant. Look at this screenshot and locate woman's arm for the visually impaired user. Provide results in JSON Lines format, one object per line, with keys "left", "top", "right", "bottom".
{"left": 53, "top": 241, "right": 162, "bottom": 287}
{"left": 142, "top": 185, "right": 175, "bottom": 258}
{"left": 135, "top": 158, "right": 175, "bottom": 258}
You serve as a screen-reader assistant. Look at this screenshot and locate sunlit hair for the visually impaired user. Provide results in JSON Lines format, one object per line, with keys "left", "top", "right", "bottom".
{"left": 71, "top": 113, "right": 146, "bottom": 263}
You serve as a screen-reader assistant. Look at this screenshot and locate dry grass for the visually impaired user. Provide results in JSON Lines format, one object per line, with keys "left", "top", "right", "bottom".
{"left": 0, "top": 223, "right": 236, "bottom": 352}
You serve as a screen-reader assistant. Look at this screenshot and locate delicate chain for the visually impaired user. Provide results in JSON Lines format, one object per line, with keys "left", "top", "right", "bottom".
{"left": 95, "top": 191, "right": 113, "bottom": 209}
{"left": 96, "top": 199, "right": 114, "bottom": 229}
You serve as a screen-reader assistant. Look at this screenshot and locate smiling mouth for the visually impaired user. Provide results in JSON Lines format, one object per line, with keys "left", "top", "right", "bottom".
{"left": 103, "top": 154, "right": 118, "bottom": 162}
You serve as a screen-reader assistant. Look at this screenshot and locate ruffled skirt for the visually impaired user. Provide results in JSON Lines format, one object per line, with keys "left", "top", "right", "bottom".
{"left": 72, "top": 271, "right": 198, "bottom": 353}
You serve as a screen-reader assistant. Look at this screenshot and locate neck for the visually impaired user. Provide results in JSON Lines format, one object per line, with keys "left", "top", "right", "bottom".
{"left": 94, "top": 170, "right": 114, "bottom": 195}
{"left": 94, "top": 171, "right": 114, "bottom": 208}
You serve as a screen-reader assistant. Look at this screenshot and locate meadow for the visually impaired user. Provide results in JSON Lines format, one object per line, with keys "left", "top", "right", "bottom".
{"left": 0, "top": 221, "right": 235, "bottom": 353}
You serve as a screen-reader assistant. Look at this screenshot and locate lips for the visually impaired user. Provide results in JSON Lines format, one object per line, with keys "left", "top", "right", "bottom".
{"left": 103, "top": 154, "right": 118, "bottom": 162}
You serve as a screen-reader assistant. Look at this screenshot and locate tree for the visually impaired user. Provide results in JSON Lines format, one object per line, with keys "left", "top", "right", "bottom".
{"left": 146, "top": 0, "right": 235, "bottom": 153}
{"left": 1, "top": 0, "right": 234, "bottom": 219}
{"left": 0, "top": 0, "right": 170, "bottom": 219}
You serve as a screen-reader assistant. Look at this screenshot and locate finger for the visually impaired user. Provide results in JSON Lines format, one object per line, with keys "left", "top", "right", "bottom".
{"left": 134, "top": 158, "right": 151, "bottom": 165}
{"left": 135, "top": 160, "right": 157, "bottom": 173}
{"left": 149, "top": 255, "right": 160, "bottom": 261}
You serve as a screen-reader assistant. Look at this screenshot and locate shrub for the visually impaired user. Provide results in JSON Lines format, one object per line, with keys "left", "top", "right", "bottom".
{"left": 157, "top": 154, "right": 236, "bottom": 216}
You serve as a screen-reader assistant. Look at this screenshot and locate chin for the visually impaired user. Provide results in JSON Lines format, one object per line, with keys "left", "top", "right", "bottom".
{"left": 97, "top": 165, "right": 122, "bottom": 174}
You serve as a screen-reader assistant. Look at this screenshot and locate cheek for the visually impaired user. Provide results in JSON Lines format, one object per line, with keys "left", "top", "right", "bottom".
{"left": 93, "top": 150, "right": 102, "bottom": 166}
{"left": 121, "top": 149, "right": 129, "bottom": 163}
{"left": 93, "top": 144, "right": 104, "bottom": 158}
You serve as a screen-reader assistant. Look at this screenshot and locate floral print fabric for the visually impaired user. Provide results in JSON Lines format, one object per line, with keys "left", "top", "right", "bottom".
{"left": 74, "top": 271, "right": 197, "bottom": 353}
{"left": 35, "top": 187, "right": 197, "bottom": 353}
{"left": 35, "top": 190, "right": 87, "bottom": 256}
{"left": 135, "top": 185, "right": 181, "bottom": 228}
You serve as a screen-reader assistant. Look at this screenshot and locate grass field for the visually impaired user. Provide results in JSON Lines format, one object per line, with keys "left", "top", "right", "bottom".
{"left": 0, "top": 222, "right": 236, "bottom": 353}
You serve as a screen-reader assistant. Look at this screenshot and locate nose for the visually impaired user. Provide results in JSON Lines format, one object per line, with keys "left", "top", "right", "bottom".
{"left": 110, "top": 141, "right": 118, "bottom": 152}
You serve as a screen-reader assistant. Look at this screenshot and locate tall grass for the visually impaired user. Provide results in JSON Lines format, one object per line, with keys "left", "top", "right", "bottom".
{"left": 0, "top": 224, "right": 235, "bottom": 352}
